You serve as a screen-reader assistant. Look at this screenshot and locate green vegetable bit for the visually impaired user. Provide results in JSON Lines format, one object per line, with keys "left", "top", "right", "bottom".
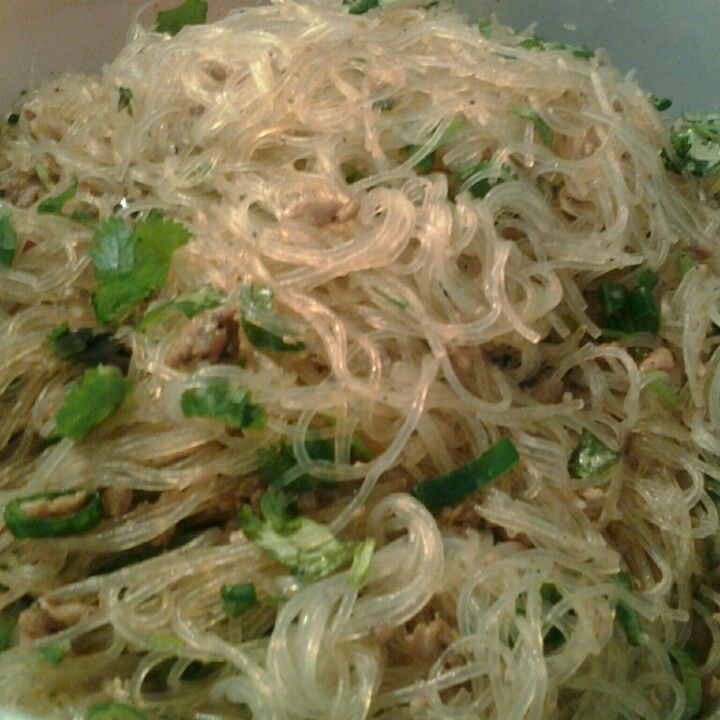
{"left": 4, "top": 488, "right": 104, "bottom": 538}
{"left": 117, "top": 87, "right": 134, "bottom": 116}
{"left": 221, "top": 582, "right": 259, "bottom": 617}
{"left": 678, "top": 253, "right": 695, "bottom": 278}
{"left": 54, "top": 365, "right": 132, "bottom": 440}
{"left": 568, "top": 430, "right": 620, "bottom": 480}
{"left": 0, "top": 212, "right": 17, "bottom": 267}
{"left": 39, "top": 639, "right": 71, "bottom": 665}
{"left": 137, "top": 284, "right": 225, "bottom": 331}
{"left": 37, "top": 177, "right": 78, "bottom": 215}
{"left": 410, "top": 437, "right": 519, "bottom": 513}
{"left": 349, "top": 538, "right": 375, "bottom": 588}
{"left": 512, "top": 108, "right": 554, "bottom": 148}
{"left": 90, "top": 214, "right": 191, "bottom": 323}
{"left": 0, "top": 613, "right": 17, "bottom": 652}
{"left": 598, "top": 269, "right": 660, "bottom": 335}
{"left": 239, "top": 489, "right": 359, "bottom": 579}
{"left": 646, "top": 376, "right": 680, "bottom": 410}
{"left": 7, "top": 112, "right": 20, "bottom": 126}
{"left": 664, "top": 113, "right": 720, "bottom": 178}
{"left": 85, "top": 702, "right": 148, "bottom": 720}
{"left": 47, "top": 324, "right": 130, "bottom": 374}
{"left": 181, "top": 378, "right": 266, "bottom": 430}
{"left": 347, "top": 0, "right": 379, "bottom": 14}
{"left": 451, "top": 160, "right": 514, "bottom": 200}
{"left": 519, "top": 36, "right": 593, "bottom": 58}
{"left": 614, "top": 572, "right": 642, "bottom": 646}
{"left": 668, "top": 647, "right": 702, "bottom": 720}
{"left": 240, "top": 284, "right": 306, "bottom": 352}
{"left": 156, "top": 0, "right": 208, "bottom": 35}
{"left": 403, "top": 145, "right": 435, "bottom": 174}
{"left": 650, "top": 95, "right": 672, "bottom": 112}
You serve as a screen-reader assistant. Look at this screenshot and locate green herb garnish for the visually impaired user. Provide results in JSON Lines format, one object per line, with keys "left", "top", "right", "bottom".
{"left": 349, "top": 538, "right": 375, "bottom": 588}
{"left": 90, "top": 214, "right": 191, "bottom": 323}
{"left": 240, "top": 285, "right": 306, "bottom": 352}
{"left": 512, "top": 108, "right": 554, "bottom": 148}
{"left": 221, "top": 582, "right": 259, "bottom": 618}
{"left": 7, "top": 113, "right": 20, "bottom": 127}
{"left": 347, "top": 0, "right": 379, "bottom": 14}
{"left": 519, "top": 36, "right": 594, "bottom": 59}
{"left": 47, "top": 325, "right": 130, "bottom": 374}
{"left": 137, "top": 284, "right": 225, "bottom": 331}
{"left": 84, "top": 701, "right": 148, "bottom": 720}
{"left": 451, "top": 160, "right": 515, "bottom": 199}
{"left": 156, "top": 0, "right": 208, "bottom": 35}
{"left": 38, "top": 639, "right": 71, "bottom": 665}
{"left": 0, "top": 212, "right": 17, "bottom": 267}
{"left": 239, "top": 489, "right": 360, "bottom": 579}
{"left": 614, "top": 572, "right": 642, "bottom": 646}
{"left": 37, "top": 177, "right": 78, "bottom": 215}
{"left": 668, "top": 647, "right": 702, "bottom": 720}
{"left": 410, "top": 437, "right": 519, "bottom": 513}
{"left": 54, "top": 365, "right": 132, "bottom": 440}
{"left": 664, "top": 113, "right": 720, "bottom": 178}
{"left": 181, "top": 377, "right": 266, "bottom": 430}
{"left": 117, "top": 87, "right": 134, "bottom": 116}
{"left": 650, "top": 95, "right": 672, "bottom": 112}
{"left": 598, "top": 269, "right": 660, "bottom": 335}
{"left": 568, "top": 430, "right": 620, "bottom": 480}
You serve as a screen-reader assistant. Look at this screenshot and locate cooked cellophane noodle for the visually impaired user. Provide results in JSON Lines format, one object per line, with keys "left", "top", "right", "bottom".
{"left": 1, "top": 1, "right": 720, "bottom": 718}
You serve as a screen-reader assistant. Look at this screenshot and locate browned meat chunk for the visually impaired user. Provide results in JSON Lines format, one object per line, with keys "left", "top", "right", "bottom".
{"left": 166, "top": 307, "right": 239, "bottom": 369}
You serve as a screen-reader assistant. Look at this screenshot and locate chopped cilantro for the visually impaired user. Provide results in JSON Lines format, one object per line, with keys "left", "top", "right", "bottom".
{"left": 0, "top": 613, "right": 16, "bottom": 652}
{"left": 512, "top": 108, "right": 554, "bottom": 148}
{"left": 451, "top": 160, "right": 515, "bottom": 200}
{"left": 47, "top": 325, "right": 131, "bottom": 374}
{"left": 650, "top": 95, "right": 672, "bottom": 112}
{"left": 54, "top": 365, "right": 132, "bottom": 440}
{"left": 520, "top": 36, "right": 594, "bottom": 59}
{"left": 664, "top": 113, "right": 720, "bottom": 178}
{"left": 668, "top": 648, "right": 702, "bottom": 720}
{"left": 137, "top": 284, "right": 225, "bottom": 330}
{"left": 7, "top": 113, "right": 19, "bottom": 127}
{"left": 238, "top": 489, "right": 359, "bottom": 579}
{"left": 568, "top": 430, "right": 620, "bottom": 480}
{"left": 38, "top": 639, "right": 71, "bottom": 665}
{"left": 37, "top": 177, "right": 78, "bottom": 215}
{"left": 221, "top": 583, "right": 258, "bottom": 618}
{"left": 156, "top": 0, "right": 208, "bottom": 35}
{"left": 90, "top": 214, "right": 191, "bottom": 323}
{"left": 0, "top": 212, "right": 17, "bottom": 267}
{"left": 118, "top": 87, "right": 134, "bottom": 116}
{"left": 598, "top": 270, "right": 660, "bottom": 336}
{"left": 347, "top": 0, "right": 379, "bottom": 14}
{"left": 240, "top": 284, "right": 306, "bottom": 352}
{"left": 181, "top": 377, "right": 266, "bottom": 430}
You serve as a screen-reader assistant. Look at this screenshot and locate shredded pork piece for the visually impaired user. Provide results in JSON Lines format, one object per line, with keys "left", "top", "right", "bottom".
{"left": 284, "top": 190, "right": 360, "bottom": 226}
{"left": 639, "top": 347, "right": 675, "bottom": 373}
{"left": 165, "top": 307, "right": 239, "bottom": 369}
{"left": 101, "top": 487, "right": 134, "bottom": 519}
{"left": 18, "top": 599, "right": 96, "bottom": 643}
{"left": 398, "top": 613, "right": 456, "bottom": 665}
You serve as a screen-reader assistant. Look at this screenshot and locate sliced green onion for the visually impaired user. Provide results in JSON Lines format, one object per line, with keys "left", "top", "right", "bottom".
{"left": 0, "top": 212, "right": 17, "bottom": 267}
{"left": 568, "top": 430, "right": 620, "bottom": 480}
{"left": 678, "top": 253, "right": 695, "bottom": 278}
{"left": 614, "top": 572, "right": 642, "bottom": 646}
{"left": 669, "top": 647, "right": 702, "bottom": 720}
{"left": 410, "top": 437, "right": 519, "bottom": 513}
{"left": 221, "top": 583, "right": 259, "bottom": 618}
{"left": 4, "top": 489, "right": 104, "bottom": 539}
{"left": 349, "top": 538, "right": 375, "bottom": 588}
{"left": 85, "top": 701, "right": 148, "bottom": 720}
{"left": 372, "top": 284, "right": 408, "bottom": 309}
{"left": 646, "top": 376, "right": 681, "bottom": 410}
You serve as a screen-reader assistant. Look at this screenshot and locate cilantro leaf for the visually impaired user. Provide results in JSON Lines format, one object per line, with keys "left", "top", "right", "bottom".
{"left": 90, "top": 214, "right": 191, "bottom": 323}
{"left": 221, "top": 583, "right": 258, "bottom": 618}
{"left": 512, "top": 108, "right": 554, "bottom": 148}
{"left": 347, "top": 0, "right": 379, "bottom": 14}
{"left": 118, "top": 87, "right": 134, "bottom": 116}
{"left": 37, "top": 177, "right": 78, "bottom": 215}
{"left": 47, "top": 324, "right": 131, "bottom": 374}
{"left": 137, "top": 284, "right": 225, "bottom": 331}
{"left": 239, "top": 489, "right": 358, "bottom": 579}
{"left": 38, "top": 640, "right": 71, "bottom": 665}
{"left": 664, "top": 113, "right": 720, "bottom": 177}
{"left": 650, "top": 95, "right": 672, "bottom": 112}
{"left": 7, "top": 113, "right": 19, "bottom": 127}
{"left": 156, "top": 0, "right": 208, "bottom": 35}
{"left": 240, "top": 284, "right": 306, "bottom": 352}
{"left": 520, "top": 36, "right": 594, "bottom": 59}
{"left": 450, "top": 160, "right": 515, "bottom": 200}
{"left": 181, "top": 377, "right": 266, "bottom": 430}
{"left": 0, "top": 212, "right": 17, "bottom": 267}
{"left": 54, "top": 365, "right": 132, "bottom": 440}
{"left": 598, "top": 271, "right": 660, "bottom": 336}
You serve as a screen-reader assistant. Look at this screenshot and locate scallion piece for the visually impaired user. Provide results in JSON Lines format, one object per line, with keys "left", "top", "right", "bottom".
{"left": 410, "top": 437, "right": 519, "bottom": 513}
{"left": 598, "top": 271, "right": 660, "bottom": 336}
{"left": 568, "top": 430, "right": 620, "bottom": 480}
{"left": 221, "top": 583, "right": 258, "bottom": 618}
{"left": 39, "top": 639, "right": 71, "bottom": 665}
{"left": 4, "top": 489, "right": 104, "bottom": 539}
{"left": 668, "top": 647, "right": 702, "bottom": 720}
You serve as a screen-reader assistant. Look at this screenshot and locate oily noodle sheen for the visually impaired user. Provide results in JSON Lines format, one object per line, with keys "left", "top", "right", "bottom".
{"left": 2, "top": 1, "right": 720, "bottom": 718}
